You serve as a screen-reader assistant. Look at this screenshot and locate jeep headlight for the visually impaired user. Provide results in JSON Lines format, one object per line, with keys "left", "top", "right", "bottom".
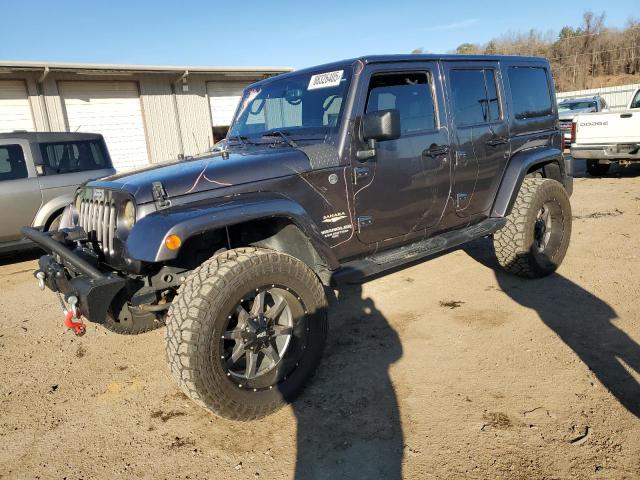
{"left": 121, "top": 200, "right": 136, "bottom": 231}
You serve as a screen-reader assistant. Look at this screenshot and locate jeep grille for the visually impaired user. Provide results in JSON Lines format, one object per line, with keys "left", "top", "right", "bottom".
{"left": 78, "top": 195, "right": 117, "bottom": 257}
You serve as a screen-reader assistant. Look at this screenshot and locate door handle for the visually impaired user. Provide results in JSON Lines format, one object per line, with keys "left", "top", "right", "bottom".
{"left": 486, "top": 136, "right": 508, "bottom": 147}
{"left": 621, "top": 113, "right": 633, "bottom": 118}
{"left": 423, "top": 144, "right": 450, "bottom": 158}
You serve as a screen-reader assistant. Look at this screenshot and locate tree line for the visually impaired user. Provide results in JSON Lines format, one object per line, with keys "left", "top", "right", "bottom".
{"left": 446, "top": 12, "right": 640, "bottom": 92}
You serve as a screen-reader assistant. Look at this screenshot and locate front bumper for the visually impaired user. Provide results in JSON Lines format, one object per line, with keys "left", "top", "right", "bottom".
{"left": 571, "top": 143, "right": 640, "bottom": 161}
{"left": 22, "top": 227, "right": 126, "bottom": 324}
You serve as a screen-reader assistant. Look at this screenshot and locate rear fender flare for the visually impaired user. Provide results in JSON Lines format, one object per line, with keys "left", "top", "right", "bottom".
{"left": 126, "top": 193, "right": 338, "bottom": 269}
{"left": 491, "top": 147, "right": 564, "bottom": 217}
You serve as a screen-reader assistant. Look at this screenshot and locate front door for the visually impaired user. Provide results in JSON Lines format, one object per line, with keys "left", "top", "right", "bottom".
{"left": 352, "top": 63, "right": 452, "bottom": 244}
{"left": 443, "top": 62, "right": 509, "bottom": 216}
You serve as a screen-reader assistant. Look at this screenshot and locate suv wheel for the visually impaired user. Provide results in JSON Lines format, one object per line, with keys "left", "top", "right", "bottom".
{"left": 586, "top": 160, "right": 610, "bottom": 176}
{"left": 493, "top": 178, "right": 572, "bottom": 278}
{"left": 165, "top": 247, "right": 327, "bottom": 420}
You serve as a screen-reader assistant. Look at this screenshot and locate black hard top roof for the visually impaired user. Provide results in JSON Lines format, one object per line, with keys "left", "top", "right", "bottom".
{"left": 0, "top": 131, "right": 104, "bottom": 143}
{"left": 254, "top": 54, "right": 549, "bottom": 87}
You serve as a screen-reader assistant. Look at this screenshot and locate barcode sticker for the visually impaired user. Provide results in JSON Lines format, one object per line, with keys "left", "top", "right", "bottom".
{"left": 308, "top": 70, "right": 344, "bottom": 90}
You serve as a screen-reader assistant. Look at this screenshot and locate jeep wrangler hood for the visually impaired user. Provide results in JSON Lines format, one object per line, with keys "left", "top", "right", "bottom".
{"left": 88, "top": 147, "right": 313, "bottom": 203}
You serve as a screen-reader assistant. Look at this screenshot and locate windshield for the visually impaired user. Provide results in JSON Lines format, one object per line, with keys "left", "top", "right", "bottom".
{"left": 558, "top": 101, "right": 597, "bottom": 112}
{"left": 228, "top": 67, "right": 352, "bottom": 141}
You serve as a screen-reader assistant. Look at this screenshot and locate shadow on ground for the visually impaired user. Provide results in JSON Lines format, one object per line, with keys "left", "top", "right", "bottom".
{"left": 571, "top": 158, "right": 640, "bottom": 179}
{"left": 464, "top": 238, "right": 640, "bottom": 418}
{"left": 291, "top": 283, "right": 404, "bottom": 479}
{"left": 0, "top": 248, "right": 40, "bottom": 266}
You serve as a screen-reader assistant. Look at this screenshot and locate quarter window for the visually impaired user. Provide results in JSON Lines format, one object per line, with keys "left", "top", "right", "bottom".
{"left": 508, "top": 67, "right": 553, "bottom": 119}
{"left": 39, "top": 140, "right": 109, "bottom": 175}
{"left": 366, "top": 72, "right": 436, "bottom": 134}
{"left": 0, "top": 144, "right": 28, "bottom": 181}
{"left": 449, "top": 69, "right": 501, "bottom": 126}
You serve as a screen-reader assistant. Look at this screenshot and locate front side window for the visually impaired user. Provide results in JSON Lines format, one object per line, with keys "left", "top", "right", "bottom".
{"left": 450, "top": 69, "right": 502, "bottom": 126}
{"left": 630, "top": 90, "right": 640, "bottom": 109}
{"left": 39, "top": 140, "right": 110, "bottom": 175}
{"left": 508, "top": 67, "right": 553, "bottom": 119}
{"left": 0, "top": 144, "right": 28, "bottom": 181}
{"left": 229, "top": 67, "right": 352, "bottom": 140}
{"left": 365, "top": 72, "right": 436, "bottom": 134}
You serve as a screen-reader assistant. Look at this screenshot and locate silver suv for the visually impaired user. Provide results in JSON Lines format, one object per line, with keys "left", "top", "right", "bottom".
{"left": 0, "top": 132, "right": 115, "bottom": 254}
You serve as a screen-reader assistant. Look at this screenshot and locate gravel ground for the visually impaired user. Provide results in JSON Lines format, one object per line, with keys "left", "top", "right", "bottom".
{"left": 0, "top": 161, "right": 639, "bottom": 479}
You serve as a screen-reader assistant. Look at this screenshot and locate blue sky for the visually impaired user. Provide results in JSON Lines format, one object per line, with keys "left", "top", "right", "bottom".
{"left": 0, "top": 0, "right": 636, "bottom": 69}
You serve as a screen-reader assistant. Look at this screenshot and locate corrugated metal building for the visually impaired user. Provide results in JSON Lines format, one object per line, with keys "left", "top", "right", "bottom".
{"left": 0, "top": 61, "right": 292, "bottom": 170}
{"left": 557, "top": 83, "right": 640, "bottom": 111}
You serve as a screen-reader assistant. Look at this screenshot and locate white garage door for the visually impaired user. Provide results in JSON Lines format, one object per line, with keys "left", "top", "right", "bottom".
{"left": 207, "top": 82, "right": 247, "bottom": 127}
{"left": 60, "top": 81, "right": 149, "bottom": 171}
{"left": 0, "top": 81, "right": 35, "bottom": 132}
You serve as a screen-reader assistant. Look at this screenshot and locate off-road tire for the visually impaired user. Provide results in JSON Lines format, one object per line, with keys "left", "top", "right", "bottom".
{"left": 493, "top": 178, "right": 571, "bottom": 278}
{"left": 586, "top": 160, "right": 610, "bottom": 176}
{"left": 165, "top": 247, "right": 328, "bottom": 420}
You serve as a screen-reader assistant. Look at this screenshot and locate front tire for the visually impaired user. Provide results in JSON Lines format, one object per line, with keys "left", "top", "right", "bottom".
{"left": 165, "top": 247, "right": 327, "bottom": 420}
{"left": 493, "top": 178, "right": 572, "bottom": 278}
{"left": 586, "top": 160, "right": 610, "bottom": 176}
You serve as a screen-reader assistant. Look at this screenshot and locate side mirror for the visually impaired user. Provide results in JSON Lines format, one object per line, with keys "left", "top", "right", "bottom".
{"left": 357, "top": 109, "right": 401, "bottom": 161}
{"left": 361, "top": 109, "right": 401, "bottom": 142}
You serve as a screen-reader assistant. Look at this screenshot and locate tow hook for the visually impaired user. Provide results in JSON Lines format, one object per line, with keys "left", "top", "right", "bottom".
{"left": 57, "top": 293, "right": 86, "bottom": 336}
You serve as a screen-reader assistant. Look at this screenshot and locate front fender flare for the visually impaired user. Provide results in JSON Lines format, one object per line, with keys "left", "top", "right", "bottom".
{"left": 126, "top": 193, "right": 338, "bottom": 268}
{"left": 32, "top": 192, "right": 74, "bottom": 228}
{"left": 491, "top": 147, "right": 563, "bottom": 217}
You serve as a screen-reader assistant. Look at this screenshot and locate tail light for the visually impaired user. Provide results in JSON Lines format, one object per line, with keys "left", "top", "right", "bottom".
{"left": 570, "top": 121, "right": 577, "bottom": 144}
{"left": 560, "top": 132, "right": 565, "bottom": 151}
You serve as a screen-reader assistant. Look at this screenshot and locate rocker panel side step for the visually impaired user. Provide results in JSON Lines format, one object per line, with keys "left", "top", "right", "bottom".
{"left": 331, "top": 217, "right": 506, "bottom": 284}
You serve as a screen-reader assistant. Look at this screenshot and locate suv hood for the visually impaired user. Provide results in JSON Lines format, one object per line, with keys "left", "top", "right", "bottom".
{"left": 88, "top": 147, "right": 313, "bottom": 203}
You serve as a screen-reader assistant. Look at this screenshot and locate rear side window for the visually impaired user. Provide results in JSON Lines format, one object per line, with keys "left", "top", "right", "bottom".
{"left": 449, "top": 69, "right": 501, "bottom": 126}
{"left": 366, "top": 72, "right": 436, "bottom": 134}
{"left": 508, "top": 67, "right": 553, "bottom": 119}
{"left": 0, "top": 144, "right": 28, "bottom": 181}
{"left": 39, "top": 140, "right": 110, "bottom": 175}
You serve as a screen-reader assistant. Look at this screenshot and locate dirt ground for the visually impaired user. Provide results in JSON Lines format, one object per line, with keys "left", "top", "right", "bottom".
{"left": 1, "top": 161, "right": 639, "bottom": 480}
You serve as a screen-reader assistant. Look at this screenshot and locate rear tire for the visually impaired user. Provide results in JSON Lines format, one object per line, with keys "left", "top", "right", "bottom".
{"left": 165, "top": 247, "right": 328, "bottom": 420}
{"left": 586, "top": 160, "right": 610, "bottom": 176}
{"left": 493, "top": 178, "right": 571, "bottom": 278}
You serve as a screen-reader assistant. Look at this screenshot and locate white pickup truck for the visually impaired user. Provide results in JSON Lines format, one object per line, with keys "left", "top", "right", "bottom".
{"left": 571, "top": 87, "right": 640, "bottom": 176}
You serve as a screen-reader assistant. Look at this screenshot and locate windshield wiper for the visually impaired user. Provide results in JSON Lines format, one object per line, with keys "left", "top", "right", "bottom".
{"left": 262, "top": 130, "right": 298, "bottom": 148}
{"left": 227, "top": 134, "right": 249, "bottom": 146}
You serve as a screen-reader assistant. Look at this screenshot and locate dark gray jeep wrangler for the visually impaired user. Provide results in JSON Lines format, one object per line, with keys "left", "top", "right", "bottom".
{"left": 25, "top": 55, "right": 573, "bottom": 420}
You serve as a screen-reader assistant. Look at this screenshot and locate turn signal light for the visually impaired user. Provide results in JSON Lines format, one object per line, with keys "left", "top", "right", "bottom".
{"left": 165, "top": 234, "right": 182, "bottom": 250}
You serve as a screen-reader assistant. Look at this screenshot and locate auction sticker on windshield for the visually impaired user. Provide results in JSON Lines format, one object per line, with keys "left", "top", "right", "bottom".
{"left": 308, "top": 70, "right": 344, "bottom": 90}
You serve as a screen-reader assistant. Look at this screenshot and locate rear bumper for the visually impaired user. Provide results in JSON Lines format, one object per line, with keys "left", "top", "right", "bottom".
{"left": 22, "top": 227, "right": 125, "bottom": 324}
{"left": 571, "top": 143, "right": 640, "bottom": 160}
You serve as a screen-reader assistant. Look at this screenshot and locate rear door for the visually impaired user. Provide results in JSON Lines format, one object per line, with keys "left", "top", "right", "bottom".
{"left": 0, "top": 141, "right": 42, "bottom": 241}
{"left": 352, "top": 62, "right": 452, "bottom": 244}
{"left": 443, "top": 62, "right": 509, "bottom": 216}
